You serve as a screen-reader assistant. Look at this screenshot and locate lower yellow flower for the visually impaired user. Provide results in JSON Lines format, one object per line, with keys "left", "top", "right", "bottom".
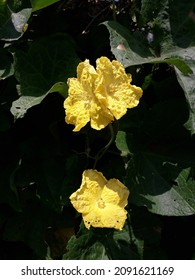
{"left": 69, "top": 169, "right": 129, "bottom": 230}
{"left": 64, "top": 57, "right": 143, "bottom": 131}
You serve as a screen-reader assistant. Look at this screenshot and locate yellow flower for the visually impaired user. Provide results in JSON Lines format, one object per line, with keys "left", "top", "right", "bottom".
{"left": 69, "top": 169, "right": 129, "bottom": 230}
{"left": 64, "top": 57, "right": 143, "bottom": 131}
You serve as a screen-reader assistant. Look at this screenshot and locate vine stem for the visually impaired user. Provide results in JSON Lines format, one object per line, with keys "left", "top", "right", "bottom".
{"left": 93, "top": 123, "right": 115, "bottom": 169}
{"left": 112, "top": 0, "right": 117, "bottom": 21}
{"left": 82, "top": 4, "right": 110, "bottom": 34}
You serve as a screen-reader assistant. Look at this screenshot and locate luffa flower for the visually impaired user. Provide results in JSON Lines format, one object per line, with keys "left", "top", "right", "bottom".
{"left": 69, "top": 169, "right": 129, "bottom": 230}
{"left": 64, "top": 57, "right": 143, "bottom": 131}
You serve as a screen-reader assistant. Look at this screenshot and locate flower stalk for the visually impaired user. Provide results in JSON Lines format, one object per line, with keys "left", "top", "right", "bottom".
{"left": 93, "top": 123, "right": 115, "bottom": 168}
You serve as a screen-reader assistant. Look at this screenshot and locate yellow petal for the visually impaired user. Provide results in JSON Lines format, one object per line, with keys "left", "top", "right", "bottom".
{"left": 89, "top": 101, "right": 114, "bottom": 130}
{"left": 105, "top": 83, "right": 142, "bottom": 119}
{"left": 83, "top": 204, "right": 128, "bottom": 230}
{"left": 64, "top": 61, "right": 114, "bottom": 131}
{"left": 77, "top": 61, "right": 114, "bottom": 130}
{"left": 77, "top": 60, "right": 97, "bottom": 94}
{"left": 77, "top": 59, "right": 97, "bottom": 81}
{"left": 96, "top": 57, "right": 131, "bottom": 86}
{"left": 70, "top": 190, "right": 95, "bottom": 214}
{"left": 102, "top": 179, "right": 129, "bottom": 208}
{"left": 95, "top": 56, "right": 143, "bottom": 120}
{"left": 64, "top": 100, "right": 90, "bottom": 132}
{"left": 70, "top": 170, "right": 106, "bottom": 213}
{"left": 83, "top": 169, "right": 107, "bottom": 190}
{"left": 64, "top": 77, "right": 91, "bottom": 131}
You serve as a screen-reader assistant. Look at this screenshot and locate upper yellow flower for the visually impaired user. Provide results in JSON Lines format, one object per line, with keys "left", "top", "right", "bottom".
{"left": 69, "top": 169, "right": 129, "bottom": 230}
{"left": 64, "top": 57, "right": 143, "bottom": 131}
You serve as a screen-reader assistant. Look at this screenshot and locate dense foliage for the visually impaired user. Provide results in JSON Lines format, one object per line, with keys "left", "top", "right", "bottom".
{"left": 0, "top": 0, "right": 195, "bottom": 260}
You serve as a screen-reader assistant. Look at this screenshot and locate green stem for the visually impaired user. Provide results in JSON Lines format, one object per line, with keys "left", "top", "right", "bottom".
{"left": 112, "top": 0, "right": 117, "bottom": 21}
{"left": 93, "top": 123, "right": 115, "bottom": 169}
{"left": 82, "top": 4, "right": 110, "bottom": 34}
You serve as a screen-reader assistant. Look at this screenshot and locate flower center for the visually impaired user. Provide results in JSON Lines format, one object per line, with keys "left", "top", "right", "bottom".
{"left": 97, "top": 198, "right": 106, "bottom": 209}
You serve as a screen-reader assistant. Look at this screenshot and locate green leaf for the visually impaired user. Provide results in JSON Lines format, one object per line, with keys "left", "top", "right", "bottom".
{"left": 14, "top": 34, "right": 79, "bottom": 97}
{"left": 140, "top": 0, "right": 195, "bottom": 50}
{"left": 111, "top": 224, "right": 143, "bottom": 260}
{"left": 154, "top": 0, "right": 195, "bottom": 51}
{"left": 48, "top": 81, "right": 68, "bottom": 98}
{"left": 10, "top": 94, "right": 46, "bottom": 119}
{"left": 103, "top": 21, "right": 193, "bottom": 75}
{"left": 126, "top": 152, "right": 195, "bottom": 216}
{"left": 103, "top": 21, "right": 155, "bottom": 67}
{"left": 30, "top": 0, "right": 61, "bottom": 11}
{"left": 140, "top": 0, "right": 165, "bottom": 25}
{"left": 12, "top": 34, "right": 79, "bottom": 119}
{"left": 162, "top": 58, "right": 193, "bottom": 75}
{"left": 141, "top": 99, "right": 189, "bottom": 142}
{"left": 63, "top": 225, "right": 109, "bottom": 260}
{"left": 118, "top": 98, "right": 190, "bottom": 156}
{"left": 35, "top": 154, "right": 78, "bottom": 212}
{"left": 174, "top": 58, "right": 195, "bottom": 135}
{"left": 129, "top": 205, "right": 166, "bottom": 259}
{"left": 0, "top": 0, "right": 31, "bottom": 41}
{"left": 63, "top": 223, "right": 143, "bottom": 260}
{"left": 120, "top": 98, "right": 195, "bottom": 217}
{"left": 115, "top": 131, "right": 131, "bottom": 156}
{"left": 11, "top": 82, "right": 67, "bottom": 119}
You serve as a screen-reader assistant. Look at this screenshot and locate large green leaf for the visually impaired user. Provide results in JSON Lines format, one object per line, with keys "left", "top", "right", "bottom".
{"left": 103, "top": 21, "right": 193, "bottom": 74}
{"left": 14, "top": 34, "right": 79, "bottom": 97}
{"left": 30, "top": 0, "right": 61, "bottom": 11}
{"left": 11, "top": 81, "right": 67, "bottom": 119}
{"left": 64, "top": 235, "right": 109, "bottom": 260}
{"left": 0, "top": 0, "right": 31, "bottom": 41}
{"left": 63, "top": 210, "right": 166, "bottom": 259}
{"left": 63, "top": 223, "right": 144, "bottom": 260}
{"left": 63, "top": 225, "right": 109, "bottom": 260}
{"left": 111, "top": 223, "right": 143, "bottom": 260}
{"left": 12, "top": 34, "right": 79, "bottom": 119}
{"left": 103, "top": 21, "right": 155, "bottom": 67}
{"left": 117, "top": 98, "right": 195, "bottom": 216}
{"left": 103, "top": 0, "right": 195, "bottom": 73}
{"left": 116, "top": 98, "right": 190, "bottom": 155}
{"left": 128, "top": 205, "right": 166, "bottom": 259}
{"left": 126, "top": 152, "right": 195, "bottom": 216}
